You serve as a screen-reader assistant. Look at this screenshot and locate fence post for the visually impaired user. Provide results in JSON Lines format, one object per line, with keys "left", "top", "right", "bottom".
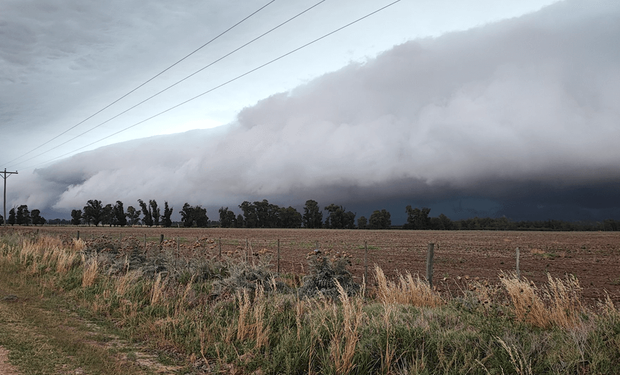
{"left": 77, "top": 230, "right": 80, "bottom": 240}
{"left": 364, "top": 241, "right": 368, "bottom": 284}
{"left": 144, "top": 234, "right": 147, "bottom": 249}
{"left": 516, "top": 247, "right": 520, "bottom": 279}
{"left": 426, "top": 243, "right": 435, "bottom": 288}
{"left": 160, "top": 234, "right": 164, "bottom": 251}
{"left": 219, "top": 237, "right": 222, "bottom": 257}
{"left": 277, "top": 239, "right": 281, "bottom": 274}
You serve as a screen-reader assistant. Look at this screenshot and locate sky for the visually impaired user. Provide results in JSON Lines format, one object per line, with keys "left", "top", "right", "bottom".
{"left": 2, "top": 0, "right": 619, "bottom": 224}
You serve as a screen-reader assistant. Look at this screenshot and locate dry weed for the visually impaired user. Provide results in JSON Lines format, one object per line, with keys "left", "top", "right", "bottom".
{"left": 82, "top": 257, "right": 99, "bottom": 287}
{"left": 150, "top": 273, "right": 166, "bottom": 305}
{"left": 375, "top": 265, "right": 443, "bottom": 307}
{"left": 500, "top": 272, "right": 584, "bottom": 329}
{"left": 330, "top": 280, "right": 363, "bottom": 375}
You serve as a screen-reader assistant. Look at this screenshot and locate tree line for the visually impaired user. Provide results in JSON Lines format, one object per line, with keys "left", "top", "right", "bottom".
{"left": 2, "top": 198, "right": 620, "bottom": 231}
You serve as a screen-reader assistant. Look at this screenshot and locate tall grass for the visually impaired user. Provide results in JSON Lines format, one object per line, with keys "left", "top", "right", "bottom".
{"left": 500, "top": 272, "right": 584, "bottom": 328}
{"left": 2, "top": 233, "right": 620, "bottom": 374}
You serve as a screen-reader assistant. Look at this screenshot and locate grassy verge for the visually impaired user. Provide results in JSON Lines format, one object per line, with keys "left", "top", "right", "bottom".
{"left": 1, "top": 232, "right": 620, "bottom": 374}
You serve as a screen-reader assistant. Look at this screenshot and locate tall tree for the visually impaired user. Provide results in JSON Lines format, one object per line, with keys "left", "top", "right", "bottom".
{"left": 219, "top": 207, "right": 236, "bottom": 228}
{"left": 149, "top": 200, "right": 160, "bottom": 226}
{"left": 278, "top": 206, "right": 302, "bottom": 228}
{"left": 8, "top": 208, "right": 16, "bottom": 226}
{"left": 71, "top": 209, "right": 83, "bottom": 225}
{"left": 369, "top": 209, "right": 391, "bottom": 229}
{"left": 102, "top": 204, "right": 114, "bottom": 226}
{"left": 30, "top": 209, "right": 46, "bottom": 226}
{"left": 16, "top": 205, "right": 31, "bottom": 225}
{"left": 239, "top": 201, "right": 257, "bottom": 228}
{"left": 405, "top": 206, "right": 431, "bottom": 230}
{"left": 138, "top": 199, "right": 153, "bottom": 226}
{"left": 179, "top": 203, "right": 209, "bottom": 227}
{"left": 83, "top": 200, "right": 104, "bottom": 226}
{"left": 180, "top": 203, "right": 194, "bottom": 227}
{"left": 357, "top": 216, "right": 368, "bottom": 229}
{"left": 125, "top": 206, "right": 141, "bottom": 226}
{"left": 324, "top": 204, "right": 355, "bottom": 229}
{"left": 113, "top": 201, "right": 127, "bottom": 227}
{"left": 162, "top": 202, "right": 173, "bottom": 228}
{"left": 303, "top": 200, "right": 323, "bottom": 228}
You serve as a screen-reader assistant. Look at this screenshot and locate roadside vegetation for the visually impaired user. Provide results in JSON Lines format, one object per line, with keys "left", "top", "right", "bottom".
{"left": 1, "top": 232, "right": 620, "bottom": 374}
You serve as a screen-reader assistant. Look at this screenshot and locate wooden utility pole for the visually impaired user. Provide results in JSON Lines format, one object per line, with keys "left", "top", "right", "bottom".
{"left": 1, "top": 168, "right": 18, "bottom": 227}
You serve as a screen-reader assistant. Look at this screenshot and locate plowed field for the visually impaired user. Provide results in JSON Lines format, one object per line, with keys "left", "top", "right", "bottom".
{"left": 5, "top": 226, "right": 620, "bottom": 303}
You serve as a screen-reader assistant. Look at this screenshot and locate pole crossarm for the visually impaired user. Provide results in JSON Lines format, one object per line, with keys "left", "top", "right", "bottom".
{"left": 2, "top": 168, "right": 18, "bottom": 227}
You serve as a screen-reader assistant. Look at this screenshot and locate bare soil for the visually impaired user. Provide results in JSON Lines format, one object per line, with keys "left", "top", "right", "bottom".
{"left": 5, "top": 226, "right": 620, "bottom": 304}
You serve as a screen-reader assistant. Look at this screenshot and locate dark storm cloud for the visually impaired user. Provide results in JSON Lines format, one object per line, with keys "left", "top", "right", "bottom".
{"left": 9, "top": 0, "right": 620, "bottom": 221}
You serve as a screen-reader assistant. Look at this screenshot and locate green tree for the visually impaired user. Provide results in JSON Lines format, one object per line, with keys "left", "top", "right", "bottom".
{"left": 405, "top": 206, "right": 431, "bottom": 230}
{"left": 369, "top": 209, "right": 391, "bottom": 229}
{"left": 31, "top": 209, "right": 46, "bottom": 225}
{"left": 180, "top": 203, "right": 194, "bottom": 227}
{"left": 239, "top": 201, "right": 258, "bottom": 228}
{"left": 303, "top": 200, "right": 323, "bottom": 228}
{"left": 113, "top": 201, "right": 127, "bottom": 227}
{"left": 16, "top": 205, "right": 31, "bottom": 225}
{"left": 219, "top": 207, "right": 237, "bottom": 228}
{"left": 138, "top": 199, "right": 153, "bottom": 227}
{"left": 180, "top": 203, "right": 208, "bottom": 227}
{"left": 149, "top": 200, "right": 160, "bottom": 226}
{"left": 236, "top": 214, "right": 244, "bottom": 228}
{"left": 278, "top": 206, "right": 302, "bottom": 228}
{"left": 83, "top": 200, "right": 104, "bottom": 226}
{"left": 101, "top": 204, "right": 114, "bottom": 226}
{"left": 357, "top": 216, "right": 368, "bottom": 229}
{"left": 8, "top": 208, "right": 16, "bottom": 226}
{"left": 71, "top": 209, "right": 82, "bottom": 225}
{"left": 162, "top": 202, "right": 173, "bottom": 228}
{"left": 324, "top": 204, "right": 356, "bottom": 229}
{"left": 125, "top": 206, "right": 141, "bottom": 226}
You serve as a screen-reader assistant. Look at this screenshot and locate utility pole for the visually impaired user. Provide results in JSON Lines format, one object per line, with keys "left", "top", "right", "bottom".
{"left": 1, "top": 168, "right": 18, "bottom": 227}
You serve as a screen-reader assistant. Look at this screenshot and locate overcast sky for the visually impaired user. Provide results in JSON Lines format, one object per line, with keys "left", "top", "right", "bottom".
{"left": 2, "top": 0, "right": 619, "bottom": 223}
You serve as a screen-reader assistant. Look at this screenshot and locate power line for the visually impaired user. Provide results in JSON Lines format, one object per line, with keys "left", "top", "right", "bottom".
{"left": 24, "top": 0, "right": 402, "bottom": 171}
{"left": 11, "top": 0, "right": 328, "bottom": 169}
{"left": 2, "top": 0, "right": 276, "bottom": 167}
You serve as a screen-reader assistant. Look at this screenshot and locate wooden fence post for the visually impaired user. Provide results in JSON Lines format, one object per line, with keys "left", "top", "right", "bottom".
{"left": 159, "top": 234, "right": 164, "bottom": 251}
{"left": 77, "top": 231, "right": 80, "bottom": 240}
{"left": 516, "top": 247, "right": 520, "bottom": 279}
{"left": 426, "top": 243, "right": 435, "bottom": 288}
{"left": 144, "top": 234, "right": 147, "bottom": 249}
{"left": 219, "top": 237, "right": 222, "bottom": 258}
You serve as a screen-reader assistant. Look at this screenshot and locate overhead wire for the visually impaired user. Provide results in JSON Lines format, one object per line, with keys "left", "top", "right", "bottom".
{"left": 2, "top": 0, "right": 276, "bottom": 167}
{"left": 23, "top": 0, "right": 402, "bottom": 171}
{"left": 10, "top": 0, "right": 328, "bottom": 169}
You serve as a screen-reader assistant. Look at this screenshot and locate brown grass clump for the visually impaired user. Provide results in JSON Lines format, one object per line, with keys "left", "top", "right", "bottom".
{"left": 150, "top": 273, "right": 166, "bottom": 305}
{"left": 500, "top": 272, "right": 584, "bottom": 329}
{"left": 329, "top": 281, "right": 363, "bottom": 375}
{"left": 374, "top": 265, "right": 443, "bottom": 307}
{"left": 82, "top": 257, "right": 99, "bottom": 287}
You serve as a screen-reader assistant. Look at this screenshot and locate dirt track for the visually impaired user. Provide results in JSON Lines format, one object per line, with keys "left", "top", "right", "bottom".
{"left": 4, "top": 226, "right": 620, "bottom": 303}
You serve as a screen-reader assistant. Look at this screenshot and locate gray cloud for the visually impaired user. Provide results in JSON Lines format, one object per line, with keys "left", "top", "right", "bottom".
{"left": 8, "top": 0, "right": 620, "bottom": 221}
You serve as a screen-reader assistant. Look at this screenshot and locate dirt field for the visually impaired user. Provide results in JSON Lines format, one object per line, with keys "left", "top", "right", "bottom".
{"left": 4, "top": 226, "right": 620, "bottom": 303}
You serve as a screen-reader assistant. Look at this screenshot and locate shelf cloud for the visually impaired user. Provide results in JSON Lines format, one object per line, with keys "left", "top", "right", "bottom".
{"left": 11, "top": 0, "right": 620, "bottom": 222}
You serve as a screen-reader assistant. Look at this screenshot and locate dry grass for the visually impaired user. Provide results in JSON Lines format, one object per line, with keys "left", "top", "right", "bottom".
{"left": 374, "top": 265, "right": 443, "bottom": 307}
{"left": 115, "top": 270, "right": 142, "bottom": 296}
{"left": 150, "top": 273, "right": 166, "bottom": 305}
{"left": 500, "top": 272, "right": 585, "bottom": 329}
{"left": 329, "top": 280, "right": 363, "bottom": 375}
{"left": 82, "top": 257, "right": 99, "bottom": 287}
